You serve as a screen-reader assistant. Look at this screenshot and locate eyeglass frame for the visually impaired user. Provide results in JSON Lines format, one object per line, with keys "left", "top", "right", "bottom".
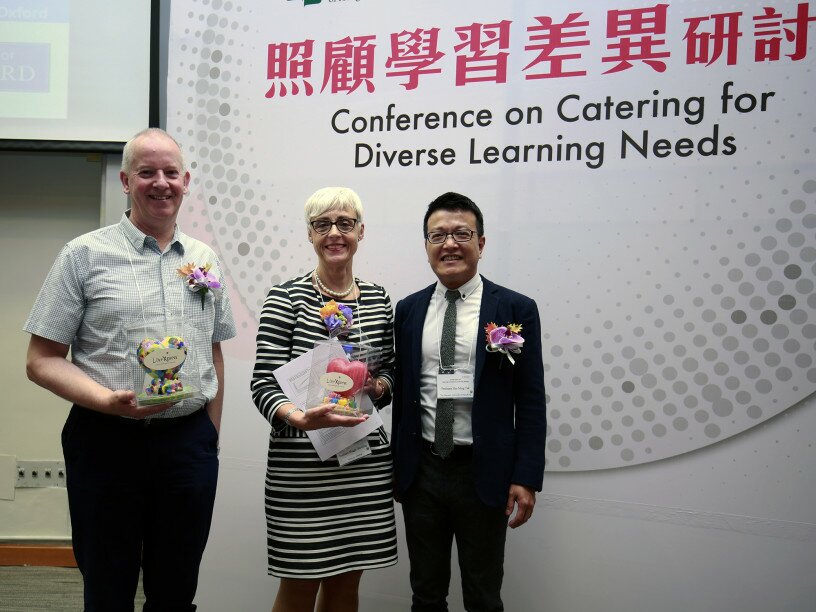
{"left": 425, "top": 229, "right": 477, "bottom": 244}
{"left": 309, "top": 217, "right": 359, "bottom": 235}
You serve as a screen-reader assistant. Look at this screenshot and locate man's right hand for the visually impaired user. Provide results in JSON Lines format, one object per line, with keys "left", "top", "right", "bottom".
{"left": 105, "top": 389, "right": 178, "bottom": 418}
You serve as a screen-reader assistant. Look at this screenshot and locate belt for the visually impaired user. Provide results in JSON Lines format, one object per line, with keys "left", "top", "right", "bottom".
{"left": 73, "top": 405, "right": 202, "bottom": 428}
{"left": 422, "top": 439, "right": 472, "bottom": 459}
{"left": 139, "top": 410, "right": 201, "bottom": 428}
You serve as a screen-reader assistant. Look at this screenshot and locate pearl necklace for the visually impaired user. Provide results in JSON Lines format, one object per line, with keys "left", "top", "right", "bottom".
{"left": 313, "top": 269, "right": 355, "bottom": 298}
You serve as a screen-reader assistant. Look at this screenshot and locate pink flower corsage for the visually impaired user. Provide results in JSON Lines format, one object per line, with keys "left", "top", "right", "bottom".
{"left": 178, "top": 262, "right": 221, "bottom": 310}
{"left": 484, "top": 322, "right": 524, "bottom": 365}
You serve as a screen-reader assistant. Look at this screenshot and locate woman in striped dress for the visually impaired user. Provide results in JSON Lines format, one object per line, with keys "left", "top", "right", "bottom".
{"left": 251, "top": 187, "right": 397, "bottom": 612}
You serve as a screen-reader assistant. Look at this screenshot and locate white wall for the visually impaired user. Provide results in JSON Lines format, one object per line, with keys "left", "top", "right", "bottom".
{"left": 0, "top": 151, "right": 124, "bottom": 539}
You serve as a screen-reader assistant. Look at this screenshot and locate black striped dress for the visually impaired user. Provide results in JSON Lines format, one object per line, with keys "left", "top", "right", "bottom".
{"left": 251, "top": 273, "right": 398, "bottom": 578}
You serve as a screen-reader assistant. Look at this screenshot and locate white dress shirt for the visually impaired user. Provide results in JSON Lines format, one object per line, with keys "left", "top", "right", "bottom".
{"left": 419, "top": 274, "right": 483, "bottom": 445}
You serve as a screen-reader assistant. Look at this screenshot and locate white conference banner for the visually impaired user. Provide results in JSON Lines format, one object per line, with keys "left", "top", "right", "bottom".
{"left": 168, "top": 0, "right": 815, "bottom": 471}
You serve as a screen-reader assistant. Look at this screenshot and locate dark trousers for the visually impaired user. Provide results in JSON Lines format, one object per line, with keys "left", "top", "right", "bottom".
{"left": 402, "top": 445, "right": 508, "bottom": 612}
{"left": 62, "top": 405, "right": 219, "bottom": 612}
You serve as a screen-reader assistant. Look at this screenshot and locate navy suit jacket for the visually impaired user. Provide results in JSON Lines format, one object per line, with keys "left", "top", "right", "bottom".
{"left": 392, "top": 276, "right": 547, "bottom": 508}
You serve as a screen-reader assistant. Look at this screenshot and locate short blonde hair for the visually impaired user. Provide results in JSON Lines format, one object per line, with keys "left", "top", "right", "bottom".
{"left": 304, "top": 187, "right": 364, "bottom": 225}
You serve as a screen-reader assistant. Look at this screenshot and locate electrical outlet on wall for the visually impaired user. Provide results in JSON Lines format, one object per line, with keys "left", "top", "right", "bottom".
{"left": 16, "top": 460, "right": 67, "bottom": 488}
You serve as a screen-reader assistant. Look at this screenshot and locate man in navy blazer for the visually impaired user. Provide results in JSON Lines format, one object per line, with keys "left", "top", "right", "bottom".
{"left": 392, "top": 192, "right": 546, "bottom": 611}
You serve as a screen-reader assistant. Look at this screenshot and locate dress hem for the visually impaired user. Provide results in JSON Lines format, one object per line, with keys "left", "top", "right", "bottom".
{"left": 267, "top": 557, "right": 399, "bottom": 579}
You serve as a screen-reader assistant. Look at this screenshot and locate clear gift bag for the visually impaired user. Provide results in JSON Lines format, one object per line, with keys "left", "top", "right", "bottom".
{"left": 125, "top": 318, "right": 202, "bottom": 406}
{"left": 305, "top": 339, "right": 377, "bottom": 416}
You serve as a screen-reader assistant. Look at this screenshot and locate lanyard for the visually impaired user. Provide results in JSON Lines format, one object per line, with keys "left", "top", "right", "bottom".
{"left": 119, "top": 227, "right": 184, "bottom": 328}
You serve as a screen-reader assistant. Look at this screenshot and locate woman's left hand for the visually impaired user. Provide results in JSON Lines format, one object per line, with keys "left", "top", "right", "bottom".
{"left": 290, "top": 403, "right": 368, "bottom": 430}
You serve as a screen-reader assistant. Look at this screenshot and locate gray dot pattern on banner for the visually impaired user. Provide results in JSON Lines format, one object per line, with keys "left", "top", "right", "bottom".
{"left": 175, "top": 1, "right": 280, "bottom": 326}
{"left": 542, "top": 178, "right": 815, "bottom": 470}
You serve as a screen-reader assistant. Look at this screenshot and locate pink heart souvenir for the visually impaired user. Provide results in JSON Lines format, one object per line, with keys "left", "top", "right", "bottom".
{"left": 326, "top": 358, "right": 368, "bottom": 397}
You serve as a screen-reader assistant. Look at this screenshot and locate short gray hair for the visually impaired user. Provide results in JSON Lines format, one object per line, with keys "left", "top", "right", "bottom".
{"left": 121, "top": 128, "right": 186, "bottom": 174}
{"left": 303, "top": 187, "right": 364, "bottom": 225}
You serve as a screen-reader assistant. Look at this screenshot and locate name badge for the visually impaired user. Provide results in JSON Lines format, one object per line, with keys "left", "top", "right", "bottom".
{"left": 336, "top": 438, "right": 372, "bottom": 466}
{"left": 437, "top": 367, "right": 474, "bottom": 399}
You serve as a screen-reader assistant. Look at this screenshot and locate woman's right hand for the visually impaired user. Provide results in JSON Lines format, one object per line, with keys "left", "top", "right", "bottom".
{"left": 287, "top": 403, "right": 368, "bottom": 431}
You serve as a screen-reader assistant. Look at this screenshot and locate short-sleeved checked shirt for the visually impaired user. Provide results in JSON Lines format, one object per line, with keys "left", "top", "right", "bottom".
{"left": 24, "top": 213, "right": 236, "bottom": 418}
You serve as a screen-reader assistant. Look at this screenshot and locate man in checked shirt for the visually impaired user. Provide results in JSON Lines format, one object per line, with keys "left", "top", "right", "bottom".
{"left": 24, "top": 128, "right": 235, "bottom": 611}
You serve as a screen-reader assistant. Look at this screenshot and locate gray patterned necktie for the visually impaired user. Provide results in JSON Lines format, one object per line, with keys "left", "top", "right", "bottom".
{"left": 434, "top": 289, "right": 460, "bottom": 458}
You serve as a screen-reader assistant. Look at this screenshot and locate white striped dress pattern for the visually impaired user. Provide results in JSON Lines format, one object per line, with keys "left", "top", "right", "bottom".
{"left": 251, "top": 273, "right": 398, "bottom": 578}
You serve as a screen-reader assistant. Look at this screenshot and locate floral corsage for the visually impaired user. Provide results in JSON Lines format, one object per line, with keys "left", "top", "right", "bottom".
{"left": 319, "top": 300, "right": 353, "bottom": 337}
{"left": 177, "top": 262, "right": 221, "bottom": 310}
{"left": 485, "top": 322, "right": 524, "bottom": 365}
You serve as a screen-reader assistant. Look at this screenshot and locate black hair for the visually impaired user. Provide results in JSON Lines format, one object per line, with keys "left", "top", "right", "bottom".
{"left": 422, "top": 192, "right": 484, "bottom": 237}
